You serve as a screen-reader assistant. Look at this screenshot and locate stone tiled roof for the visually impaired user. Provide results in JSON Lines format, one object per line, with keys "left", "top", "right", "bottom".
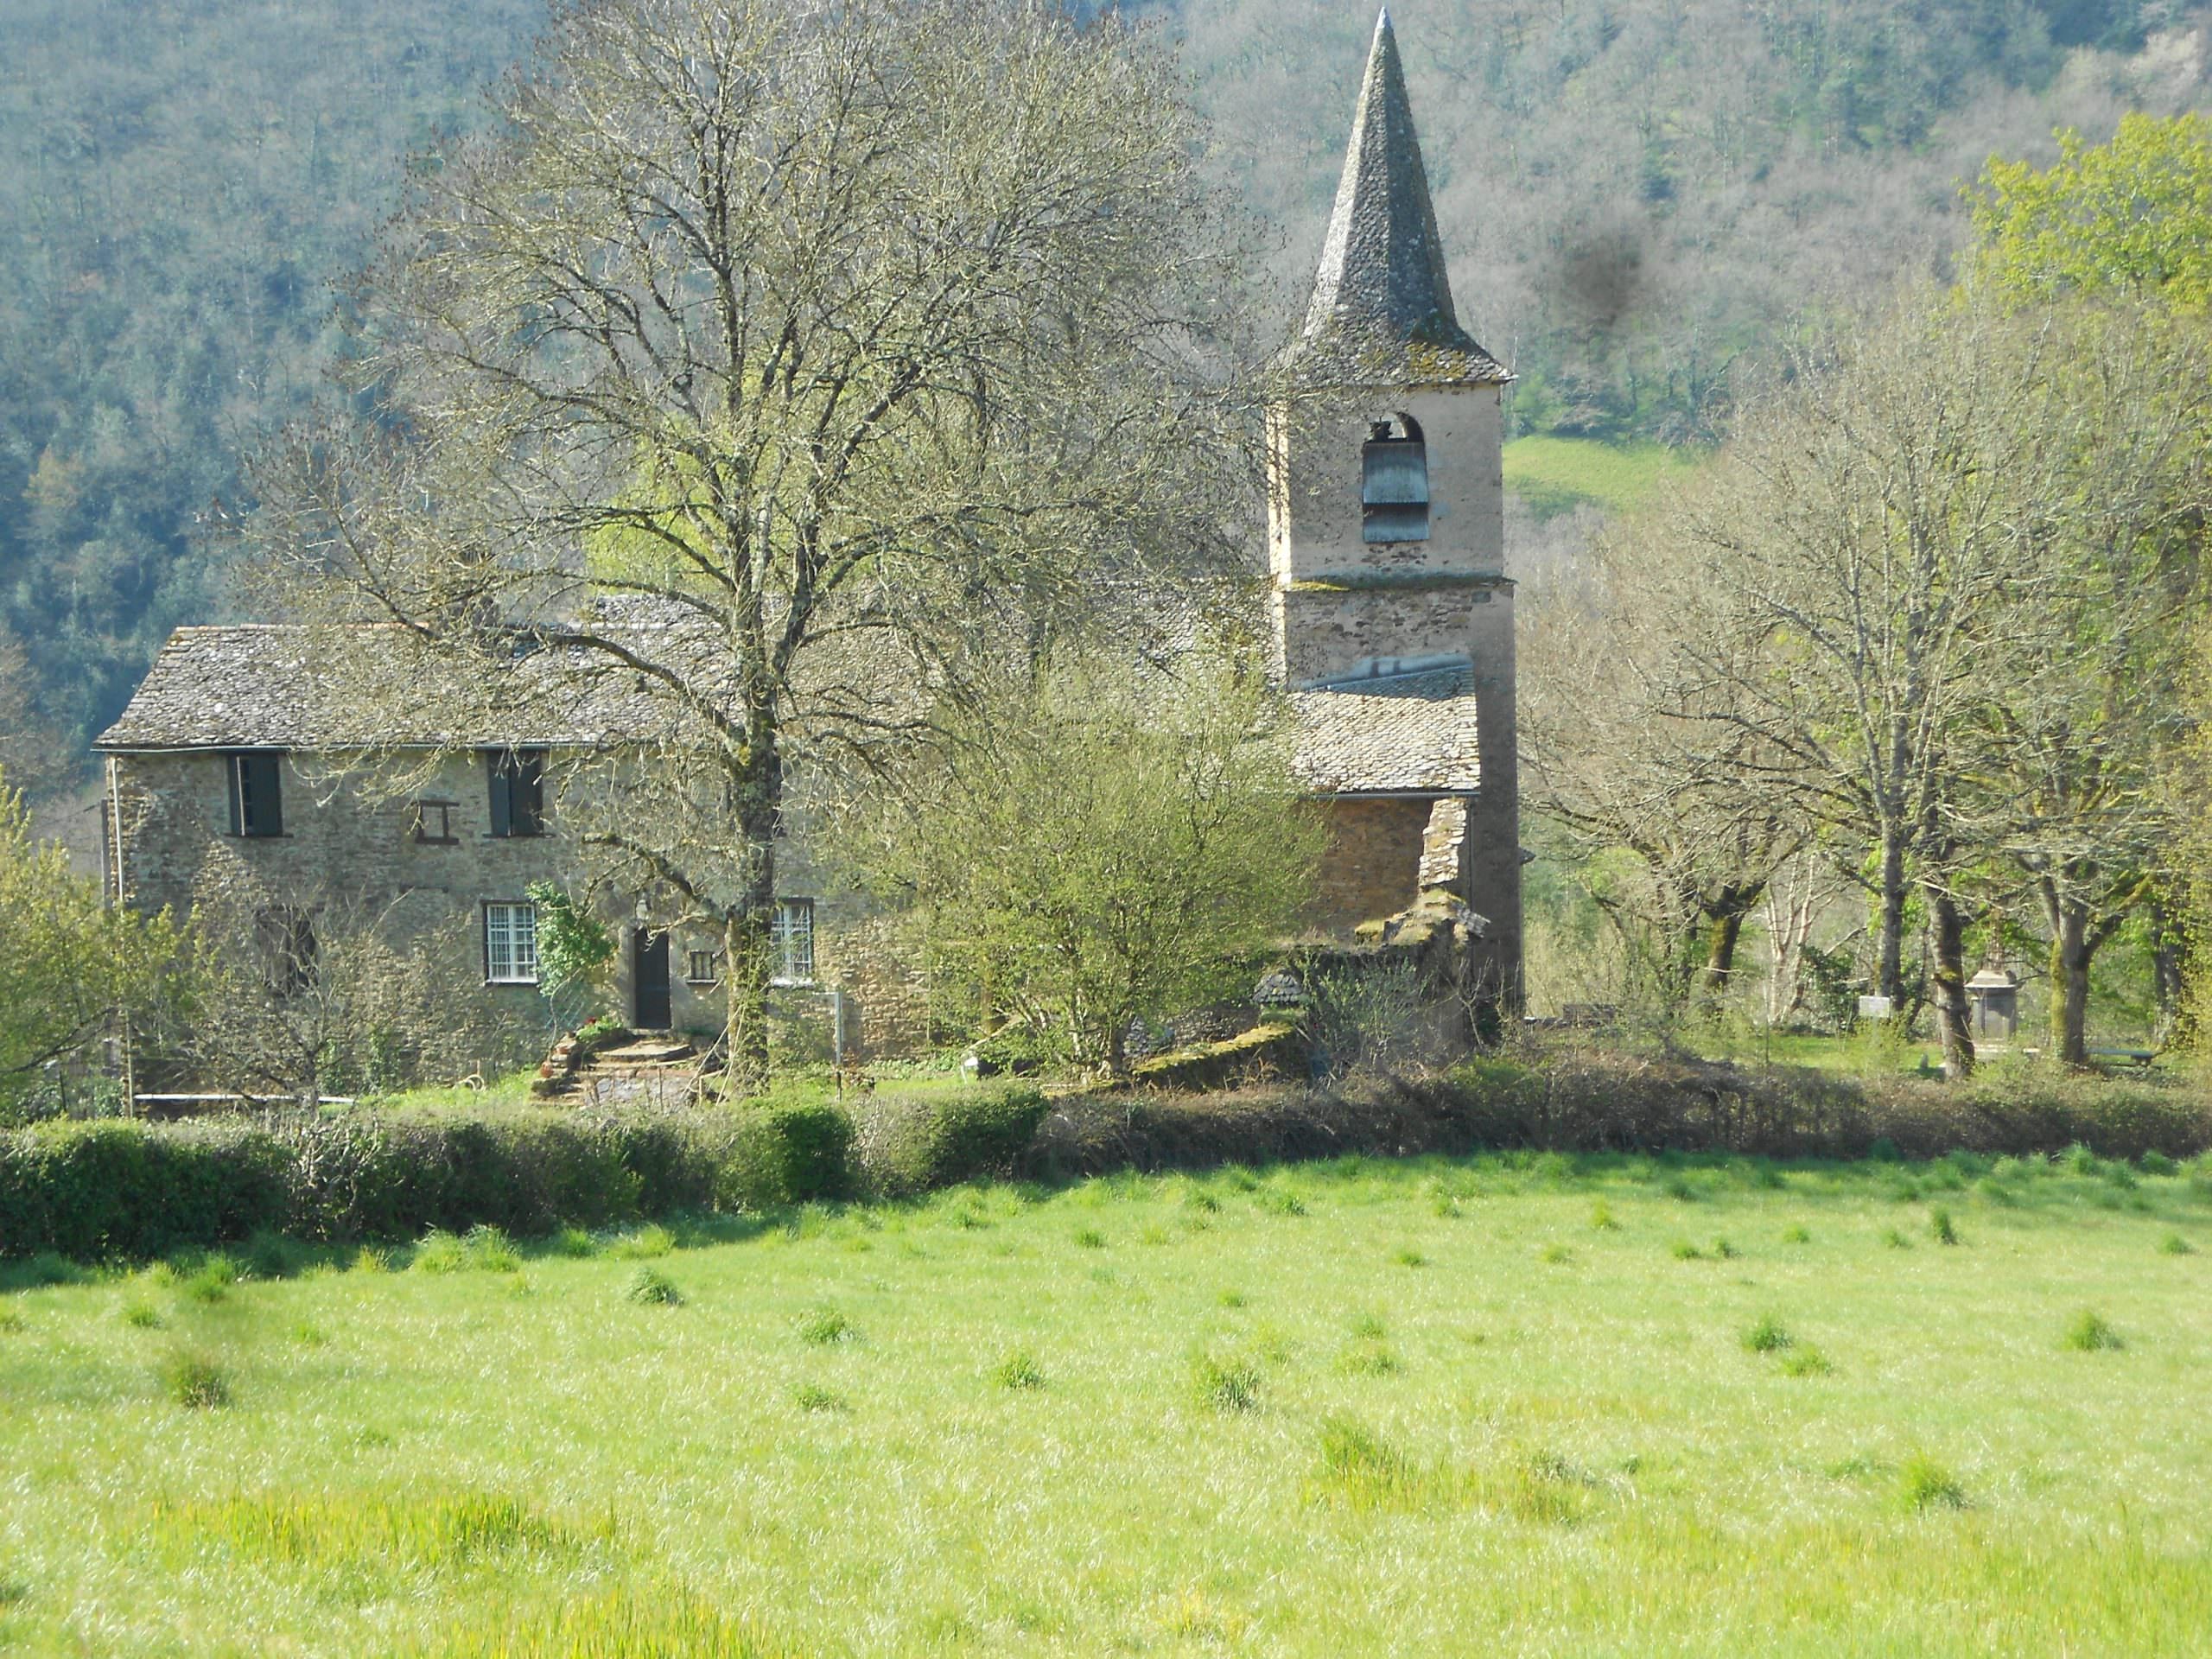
{"left": 1288, "top": 664, "right": 1480, "bottom": 795}
{"left": 1279, "top": 10, "right": 1509, "bottom": 391}
{"left": 100, "top": 621, "right": 1481, "bottom": 798}
{"left": 93, "top": 620, "right": 725, "bottom": 753}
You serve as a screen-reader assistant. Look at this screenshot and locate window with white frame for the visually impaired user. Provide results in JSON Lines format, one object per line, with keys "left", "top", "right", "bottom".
{"left": 484, "top": 901, "right": 539, "bottom": 984}
{"left": 771, "top": 899, "right": 815, "bottom": 983}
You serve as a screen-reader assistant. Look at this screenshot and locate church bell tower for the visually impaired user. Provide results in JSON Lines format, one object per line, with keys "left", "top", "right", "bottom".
{"left": 1270, "top": 8, "right": 1522, "bottom": 1007}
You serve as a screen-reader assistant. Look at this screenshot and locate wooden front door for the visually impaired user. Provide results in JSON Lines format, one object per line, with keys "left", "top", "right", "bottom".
{"left": 632, "top": 927, "right": 671, "bottom": 1030}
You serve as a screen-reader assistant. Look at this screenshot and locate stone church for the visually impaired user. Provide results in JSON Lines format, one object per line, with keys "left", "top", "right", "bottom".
{"left": 95, "top": 10, "right": 1519, "bottom": 1076}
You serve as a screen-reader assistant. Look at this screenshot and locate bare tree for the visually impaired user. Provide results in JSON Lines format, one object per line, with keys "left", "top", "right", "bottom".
{"left": 249, "top": 0, "right": 1262, "bottom": 1086}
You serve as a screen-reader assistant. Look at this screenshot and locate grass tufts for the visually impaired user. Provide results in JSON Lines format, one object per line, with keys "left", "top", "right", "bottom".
{"left": 1782, "top": 1224, "right": 1811, "bottom": 1244}
{"left": 1072, "top": 1227, "right": 1106, "bottom": 1250}
{"left": 0, "top": 1306, "right": 23, "bottom": 1335}
{"left": 183, "top": 1254, "right": 239, "bottom": 1303}
{"left": 1393, "top": 1247, "right": 1427, "bottom": 1268}
{"left": 1780, "top": 1344, "right": 1835, "bottom": 1376}
{"left": 1741, "top": 1313, "right": 1793, "bottom": 1353}
{"left": 1257, "top": 1188, "right": 1307, "bottom": 1218}
{"left": 992, "top": 1350, "right": 1046, "bottom": 1391}
{"left": 794, "top": 1383, "right": 849, "bottom": 1414}
{"left": 1590, "top": 1201, "right": 1619, "bottom": 1231}
{"left": 2062, "top": 1310, "right": 2122, "bottom": 1352}
{"left": 412, "top": 1231, "right": 467, "bottom": 1274}
{"left": 1190, "top": 1351, "right": 1262, "bottom": 1413}
{"left": 2159, "top": 1232, "right": 2193, "bottom": 1255}
{"left": 1711, "top": 1237, "right": 1738, "bottom": 1260}
{"left": 162, "top": 1351, "right": 231, "bottom": 1409}
{"left": 122, "top": 1300, "right": 162, "bottom": 1330}
{"left": 464, "top": 1226, "right": 522, "bottom": 1273}
{"left": 613, "top": 1224, "right": 676, "bottom": 1260}
{"left": 1336, "top": 1341, "right": 1402, "bottom": 1377}
{"left": 1929, "top": 1208, "right": 1960, "bottom": 1247}
{"left": 1218, "top": 1289, "right": 1247, "bottom": 1309}
{"left": 1882, "top": 1227, "right": 1912, "bottom": 1249}
{"left": 1670, "top": 1240, "right": 1702, "bottom": 1261}
{"left": 151, "top": 1490, "right": 599, "bottom": 1571}
{"left": 624, "top": 1268, "right": 683, "bottom": 1306}
{"left": 550, "top": 1227, "right": 598, "bottom": 1258}
{"left": 795, "top": 1306, "right": 853, "bottom": 1345}
{"left": 1539, "top": 1243, "right": 1573, "bottom": 1265}
{"left": 2139, "top": 1150, "right": 2178, "bottom": 1176}
{"left": 1897, "top": 1453, "right": 1967, "bottom": 1512}
{"left": 1313, "top": 1414, "right": 1427, "bottom": 1510}
{"left": 399, "top": 1580, "right": 780, "bottom": 1657}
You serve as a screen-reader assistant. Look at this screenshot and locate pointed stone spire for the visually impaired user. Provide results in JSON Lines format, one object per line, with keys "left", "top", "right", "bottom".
{"left": 1283, "top": 9, "right": 1506, "bottom": 388}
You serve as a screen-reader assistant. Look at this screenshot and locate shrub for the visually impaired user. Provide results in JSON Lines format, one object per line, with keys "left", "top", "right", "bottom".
{"left": 162, "top": 1351, "right": 230, "bottom": 1409}
{"left": 1897, "top": 1453, "right": 1967, "bottom": 1510}
{"left": 722, "top": 1096, "right": 855, "bottom": 1210}
{"left": 2140, "top": 1149, "right": 2178, "bottom": 1176}
{"left": 2062, "top": 1311, "right": 2122, "bottom": 1351}
{"left": 624, "top": 1268, "right": 683, "bottom": 1306}
{"left": 853, "top": 1084, "right": 1048, "bottom": 1196}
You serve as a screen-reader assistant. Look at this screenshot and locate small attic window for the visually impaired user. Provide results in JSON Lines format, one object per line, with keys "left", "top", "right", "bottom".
{"left": 1362, "top": 416, "right": 1429, "bottom": 543}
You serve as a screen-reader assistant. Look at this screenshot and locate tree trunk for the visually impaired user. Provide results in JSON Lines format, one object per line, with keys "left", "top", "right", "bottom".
{"left": 722, "top": 733, "right": 782, "bottom": 1093}
{"left": 2148, "top": 895, "right": 2188, "bottom": 1047}
{"left": 1875, "top": 827, "right": 1907, "bottom": 1004}
{"left": 1926, "top": 885, "right": 1974, "bottom": 1079}
{"left": 2047, "top": 893, "right": 2092, "bottom": 1067}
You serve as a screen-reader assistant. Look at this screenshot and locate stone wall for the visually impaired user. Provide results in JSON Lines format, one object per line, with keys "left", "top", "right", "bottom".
{"left": 1306, "top": 797, "right": 1432, "bottom": 935}
{"left": 105, "top": 747, "right": 937, "bottom": 1080}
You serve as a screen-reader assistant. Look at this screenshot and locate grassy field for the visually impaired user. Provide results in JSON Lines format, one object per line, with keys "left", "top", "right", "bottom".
{"left": 3, "top": 1148, "right": 2209, "bottom": 1656}
{"left": 1503, "top": 435, "right": 1702, "bottom": 518}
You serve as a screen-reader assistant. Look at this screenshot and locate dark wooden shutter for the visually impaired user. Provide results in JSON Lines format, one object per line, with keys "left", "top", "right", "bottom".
{"left": 487, "top": 753, "right": 512, "bottom": 838}
{"left": 514, "top": 751, "right": 544, "bottom": 836}
{"left": 237, "top": 753, "right": 283, "bottom": 836}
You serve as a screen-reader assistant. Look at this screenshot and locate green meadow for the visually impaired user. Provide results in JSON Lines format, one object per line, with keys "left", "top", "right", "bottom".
{"left": 3, "top": 1148, "right": 2208, "bottom": 1656}
{"left": 1502, "top": 435, "right": 1702, "bottom": 518}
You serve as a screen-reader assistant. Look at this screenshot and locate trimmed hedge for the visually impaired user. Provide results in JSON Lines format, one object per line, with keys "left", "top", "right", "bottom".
{"left": 5, "top": 1055, "right": 2207, "bottom": 1262}
{"left": 1027, "top": 1052, "right": 2212, "bottom": 1177}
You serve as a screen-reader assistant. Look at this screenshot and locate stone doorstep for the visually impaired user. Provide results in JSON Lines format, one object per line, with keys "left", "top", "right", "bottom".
{"left": 594, "top": 1041, "right": 695, "bottom": 1065}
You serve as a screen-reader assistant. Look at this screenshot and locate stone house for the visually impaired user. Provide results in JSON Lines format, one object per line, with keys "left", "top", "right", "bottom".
{"left": 94, "top": 10, "right": 1518, "bottom": 1076}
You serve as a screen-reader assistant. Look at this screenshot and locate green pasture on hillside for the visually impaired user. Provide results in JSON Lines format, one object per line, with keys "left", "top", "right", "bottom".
{"left": 3, "top": 1149, "right": 2208, "bottom": 1656}
{"left": 1503, "top": 435, "right": 1702, "bottom": 518}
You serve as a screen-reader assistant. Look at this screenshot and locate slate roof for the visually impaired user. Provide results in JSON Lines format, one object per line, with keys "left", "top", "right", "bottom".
{"left": 1280, "top": 10, "right": 1509, "bottom": 391}
{"left": 99, "top": 624, "right": 1483, "bottom": 799}
{"left": 92, "top": 621, "right": 721, "bottom": 753}
{"left": 1288, "top": 664, "right": 1480, "bottom": 795}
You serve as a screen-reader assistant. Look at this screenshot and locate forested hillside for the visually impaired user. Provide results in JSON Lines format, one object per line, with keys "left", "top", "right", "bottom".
{"left": 0, "top": 0, "right": 543, "bottom": 767}
{"left": 1, "top": 0, "right": 2205, "bottom": 770}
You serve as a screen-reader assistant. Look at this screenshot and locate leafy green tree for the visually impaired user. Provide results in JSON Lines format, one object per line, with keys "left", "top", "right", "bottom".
{"left": 1969, "top": 114, "right": 2212, "bottom": 308}
{"left": 0, "top": 770, "right": 188, "bottom": 1115}
{"left": 854, "top": 652, "right": 1325, "bottom": 1077}
{"left": 527, "top": 880, "right": 617, "bottom": 1034}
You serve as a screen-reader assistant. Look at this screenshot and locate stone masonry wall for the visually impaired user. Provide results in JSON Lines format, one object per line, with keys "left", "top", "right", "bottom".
{"left": 1306, "top": 797, "right": 1432, "bottom": 936}
{"left": 106, "top": 747, "right": 936, "bottom": 1081}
